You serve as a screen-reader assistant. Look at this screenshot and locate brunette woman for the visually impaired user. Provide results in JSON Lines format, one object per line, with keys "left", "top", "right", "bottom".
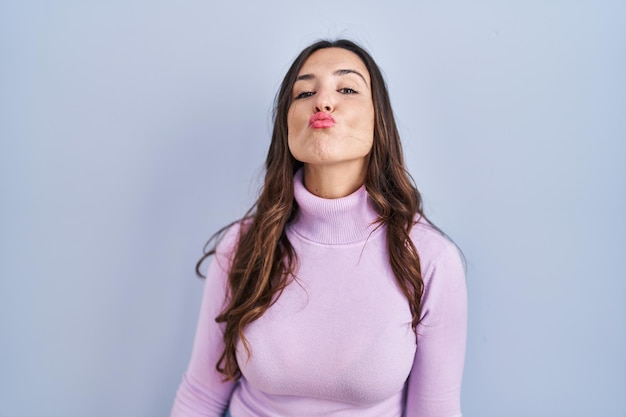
{"left": 171, "top": 39, "right": 467, "bottom": 417}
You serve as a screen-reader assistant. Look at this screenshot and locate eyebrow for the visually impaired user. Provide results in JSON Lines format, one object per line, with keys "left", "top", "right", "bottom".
{"left": 296, "top": 69, "right": 368, "bottom": 85}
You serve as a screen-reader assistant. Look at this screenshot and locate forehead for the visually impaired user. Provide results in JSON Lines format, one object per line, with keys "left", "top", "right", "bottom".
{"left": 297, "top": 47, "right": 371, "bottom": 83}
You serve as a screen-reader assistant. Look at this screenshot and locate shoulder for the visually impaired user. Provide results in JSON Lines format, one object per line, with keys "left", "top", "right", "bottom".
{"left": 212, "top": 219, "right": 250, "bottom": 272}
{"left": 409, "top": 216, "right": 464, "bottom": 282}
{"left": 410, "top": 217, "right": 466, "bottom": 325}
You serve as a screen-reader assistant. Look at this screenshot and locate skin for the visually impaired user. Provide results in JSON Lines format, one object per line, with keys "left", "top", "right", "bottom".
{"left": 287, "top": 48, "right": 375, "bottom": 199}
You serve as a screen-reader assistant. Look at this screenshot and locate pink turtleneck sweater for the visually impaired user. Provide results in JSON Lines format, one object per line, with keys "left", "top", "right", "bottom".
{"left": 171, "top": 170, "right": 467, "bottom": 417}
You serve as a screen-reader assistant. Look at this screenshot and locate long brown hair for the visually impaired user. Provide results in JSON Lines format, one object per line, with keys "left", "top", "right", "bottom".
{"left": 198, "top": 39, "right": 426, "bottom": 381}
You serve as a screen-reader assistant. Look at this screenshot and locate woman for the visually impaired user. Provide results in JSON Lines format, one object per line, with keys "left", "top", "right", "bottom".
{"left": 171, "top": 39, "right": 467, "bottom": 417}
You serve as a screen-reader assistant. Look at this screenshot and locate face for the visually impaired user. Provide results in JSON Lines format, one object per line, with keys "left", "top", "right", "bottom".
{"left": 287, "top": 48, "right": 375, "bottom": 170}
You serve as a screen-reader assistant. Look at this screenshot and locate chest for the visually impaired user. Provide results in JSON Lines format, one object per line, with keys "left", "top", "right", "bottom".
{"left": 236, "top": 237, "right": 417, "bottom": 404}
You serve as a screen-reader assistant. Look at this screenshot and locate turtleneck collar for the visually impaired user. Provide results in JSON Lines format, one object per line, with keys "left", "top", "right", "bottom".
{"left": 289, "top": 168, "right": 381, "bottom": 245}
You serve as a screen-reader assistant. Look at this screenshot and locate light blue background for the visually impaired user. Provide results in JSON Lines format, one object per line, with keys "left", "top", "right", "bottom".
{"left": 1, "top": 1, "right": 625, "bottom": 416}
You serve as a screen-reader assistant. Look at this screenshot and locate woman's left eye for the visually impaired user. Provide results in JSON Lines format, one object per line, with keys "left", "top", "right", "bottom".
{"left": 338, "top": 88, "right": 357, "bottom": 94}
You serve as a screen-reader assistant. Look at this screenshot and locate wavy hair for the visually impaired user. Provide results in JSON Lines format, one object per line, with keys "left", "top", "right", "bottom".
{"left": 198, "top": 39, "right": 427, "bottom": 381}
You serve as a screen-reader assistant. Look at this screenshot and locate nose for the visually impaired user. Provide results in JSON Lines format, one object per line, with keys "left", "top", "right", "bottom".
{"left": 313, "top": 89, "right": 334, "bottom": 113}
{"left": 315, "top": 103, "right": 333, "bottom": 113}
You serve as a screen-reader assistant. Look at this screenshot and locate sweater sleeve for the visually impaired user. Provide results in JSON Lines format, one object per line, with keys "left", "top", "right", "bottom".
{"left": 405, "top": 243, "right": 468, "bottom": 417}
{"left": 170, "top": 226, "right": 240, "bottom": 417}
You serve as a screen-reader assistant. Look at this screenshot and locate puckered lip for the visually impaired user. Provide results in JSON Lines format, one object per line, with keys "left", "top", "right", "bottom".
{"left": 309, "top": 112, "right": 335, "bottom": 128}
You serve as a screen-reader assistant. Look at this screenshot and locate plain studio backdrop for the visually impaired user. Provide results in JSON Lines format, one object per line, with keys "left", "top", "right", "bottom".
{"left": 1, "top": 1, "right": 624, "bottom": 416}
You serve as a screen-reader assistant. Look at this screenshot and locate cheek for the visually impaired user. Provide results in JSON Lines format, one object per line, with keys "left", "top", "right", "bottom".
{"left": 367, "top": 108, "right": 375, "bottom": 138}
{"left": 353, "top": 100, "right": 375, "bottom": 130}
{"left": 286, "top": 106, "right": 303, "bottom": 137}
{"left": 359, "top": 110, "right": 375, "bottom": 152}
{"left": 286, "top": 109, "right": 299, "bottom": 156}
{"left": 356, "top": 108, "right": 375, "bottom": 142}
{"left": 367, "top": 104, "right": 375, "bottom": 129}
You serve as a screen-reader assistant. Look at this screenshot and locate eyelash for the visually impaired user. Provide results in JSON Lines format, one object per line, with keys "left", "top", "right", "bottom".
{"left": 294, "top": 88, "right": 358, "bottom": 100}
{"left": 339, "top": 87, "right": 357, "bottom": 95}
{"left": 295, "top": 91, "right": 314, "bottom": 99}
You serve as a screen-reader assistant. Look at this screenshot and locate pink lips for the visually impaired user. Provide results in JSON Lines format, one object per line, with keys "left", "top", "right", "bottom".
{"left": 309, "top": 112, "right": 335, "bottom": 129}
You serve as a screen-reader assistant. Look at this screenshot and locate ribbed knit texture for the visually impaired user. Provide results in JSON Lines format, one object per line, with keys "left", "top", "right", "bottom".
{"left": 171, "top": 169, "right": 467, "bottom": 417}
{"left": 290, "top": 169, "right": 380, "bottom": 245}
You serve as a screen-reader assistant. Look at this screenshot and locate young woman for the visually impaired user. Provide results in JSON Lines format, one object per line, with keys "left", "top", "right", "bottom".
{"left": 171, "top": 39, "right": 467, "bottom": 417}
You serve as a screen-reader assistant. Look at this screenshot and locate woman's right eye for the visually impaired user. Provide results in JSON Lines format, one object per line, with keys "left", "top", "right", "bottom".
{"left": 295, "top": 91, "right": 315, "bottom": 99}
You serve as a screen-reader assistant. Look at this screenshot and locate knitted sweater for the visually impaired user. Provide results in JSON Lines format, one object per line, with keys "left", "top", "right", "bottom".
{"left": 171, "top": 170, "right": 467, "bottom": 417}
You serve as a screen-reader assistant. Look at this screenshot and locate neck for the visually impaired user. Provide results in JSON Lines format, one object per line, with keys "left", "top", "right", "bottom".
{"left": 291, "top": 168, "right": 380, "bottom": 244}
{"left": 303, "top": 162, "right": 367, "bottom": 199}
